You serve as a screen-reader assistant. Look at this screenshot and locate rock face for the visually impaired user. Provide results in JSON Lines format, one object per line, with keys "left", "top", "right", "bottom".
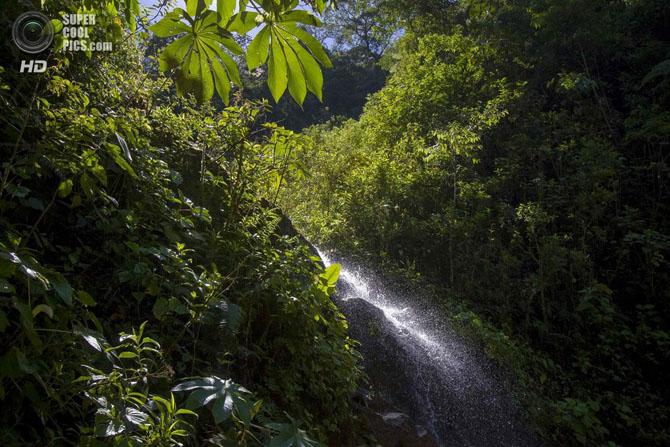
{"left": 335, "top": 292, "right": 541, "bottom": 447}
{"left": 276, "top": 217, "right": 540, "bottom": 446}
{"left": 338, "top": 297, "right": 440, "bottom": 446}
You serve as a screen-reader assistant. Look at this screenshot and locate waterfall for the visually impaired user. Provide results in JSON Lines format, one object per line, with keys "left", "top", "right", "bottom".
{"left": 317, "top": 248, "right": 540, "bottom": 447}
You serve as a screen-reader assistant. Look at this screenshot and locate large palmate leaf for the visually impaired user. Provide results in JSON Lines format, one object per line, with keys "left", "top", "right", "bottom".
{"left": 245, "top": 14, "right": 332, "bottom": 104}
{"left": 151, "top": 0, "right": 331, "bottom": 104}
{"left": 267, "top": 417, "right": 323, "bottom": 447}
{"left": 172, "top": 376, "right": 253, "bottom": 424}
{"left": 151, "top": 1, "right": 243, "bottom": 104}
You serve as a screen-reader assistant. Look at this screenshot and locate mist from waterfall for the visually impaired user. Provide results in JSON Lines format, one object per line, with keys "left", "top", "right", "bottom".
{"left": 317, "top": 248, "right": 540, "bottom": 447}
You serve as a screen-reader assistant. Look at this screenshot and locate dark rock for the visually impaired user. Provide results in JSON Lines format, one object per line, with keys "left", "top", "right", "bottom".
{"left": 364, "top": 409, "right": 440, "bottom": 447}
{"left": 381, "top": 412, "right": 410, "bottom": 428}
{"left": 334, "top": 287, "right": 541, "bottom": 447}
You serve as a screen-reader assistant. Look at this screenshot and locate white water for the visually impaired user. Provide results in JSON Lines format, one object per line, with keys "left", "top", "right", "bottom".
{"left": 316, "top": 248, "right": 539, "bottom": 447}
{"left": 318, "top": 248, "right": 465, "bottom": 373}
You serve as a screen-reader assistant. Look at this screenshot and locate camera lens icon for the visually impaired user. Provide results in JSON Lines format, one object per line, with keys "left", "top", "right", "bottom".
{"left": 12, "top": 12, "right": 54, "bottom": 54}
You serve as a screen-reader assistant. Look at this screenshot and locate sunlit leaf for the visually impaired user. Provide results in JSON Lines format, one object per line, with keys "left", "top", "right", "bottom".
{"left": 159, "top": 35, "right": 192, "bottom": 72}
{"left": 322, "top": 264, "right": 340, "bottom": 285}
{"left": 281, "top": 23, "right": 332, "bottom": 68}
{"left": 217, "top": 0, "right": 236, "bottom": 25}
{"left": 58, "top": 179, "right": 73, "bottom": 198}
{"left": 149, "top": 16, "right": 191, "bottom": 37}
{"left": 280, "top": 10, "right": 322, "bottom": 26}
{"left": 268, "top": 34, "right": 288, "bottom": 102}
{"left": 226, "top": 11, "right": 260, "bottom": 34}
{"left": 32, "top": 304, "right": 53, "bottom": 319}
{"left": 287, "top": 38, "right": 323, "bottom": 101}
{"left": 247, "top": 26, "right": 271, "bottom": 70}
{"left": 284, "top": 43, "right": 307, "bottom": 105}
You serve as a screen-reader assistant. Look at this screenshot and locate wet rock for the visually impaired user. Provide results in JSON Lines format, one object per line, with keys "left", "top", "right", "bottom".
{"left": 334, "top": 291, "right": 542, "bottom": 447}
{"left": 381, "top": 412, "right": 410, "bottom": 428}
{"left": 361, "top": 408, "right": 439, "bottom": 447}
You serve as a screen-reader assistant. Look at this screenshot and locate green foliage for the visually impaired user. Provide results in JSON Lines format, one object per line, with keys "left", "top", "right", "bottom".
{"left": 0, "top": 7, "right": 364, "bottom": 445}
{"left": 150, "top": 3, "right": 243, "bottom": 104}
{"left": 281, "top": 0, "right": 670, "bottom": 445}
{"left": 143, "top": 0, "right": 332, "bottom": 104}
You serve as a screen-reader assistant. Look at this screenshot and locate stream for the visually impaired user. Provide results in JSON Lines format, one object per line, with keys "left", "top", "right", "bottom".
{"left": 317, "top": 249, "right": 540, "bottom": 447}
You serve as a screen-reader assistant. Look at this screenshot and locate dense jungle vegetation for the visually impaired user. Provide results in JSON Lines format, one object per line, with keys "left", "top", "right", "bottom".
{"left": 1, "top": 0, "right": 366, "bottom": 446}
{"left": 283, "top": 0, "right": 670, "bottom": 446}
{"left": 0, "top": 0, "right": 668, "bottom": 446}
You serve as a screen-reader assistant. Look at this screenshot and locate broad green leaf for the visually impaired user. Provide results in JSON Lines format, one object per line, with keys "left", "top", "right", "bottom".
{"left": 52, "top": 281, "right": 73, "bottom": 305}
{"left": 173, "top": 376, "right": 250, "bottom": 427}
{"left": 197, "top": 43, "right": 215, "bottom": 102}
{"left": 323, "top": 264, "right": 341, "bottom": 285}
{"left": 115, "top": 155, "right": 137, "bottom": 178}
{"left": 216, "top": 36, "right": 244, "bottom": 55}
{"left": 247, "top": 26, "right": 271, "bottom": 70}
{"left": 235, "top": 396, "right": 252, "bottom": 425}
{"left": 126, "top": 6, "right": 137, "bottom": 32}
{"left": 268, "top": 420, "right": 322, "bottom": 447}
{"left": 211, "top": 57, "right": 232, "bottom": 105}
{"left": 223, "top": 301, "right": 243, "bottom": 332}
{"left": 217, "top": 0, "right": 236, "bottom": 25}
{"left": 280, "top": 10, "right": 322, "bottom": 26}
{"left": 211, "top": 396, "right": 232, "bottom": 423}
{"left": 130, "top": 0, "right": 141, "bottom": 16}
{"left": 105, "top": 143, "right": 138, "bottom": 179}
{"left": 284, "top": 43, "right": 307, "bottom": 105}
{"left": 5, "top": 184, "right": 29, "bottom": 197}
{"left": 50, "top": 18, "right": 63, "bottom": 33}
{"left": 124, "top": 407, "right": 150, "bottom": 426}
{"left": 153, "top": 297, "right": 169, "bottom": 318}
{"left": 201, "top": 39, "right": 241, "bottom": 85}
{"left": 13, "top": 298, "right": 41, "bottom": 348}
{"left": 184, "top": 388, "right": 214, "bottom": 409}
{"left": 149, "top": 16, "right": 191, "bottom": 37}
{"left": 268, "top": 35, "right": 288, "bottom": 102}
{"left": 80, "top": 173, "right": 96, "bottom": 199}
{"left": 94, "top": 409, "right": 125, "bottom": 437}
{"left": 58, "top": 179, "right": 73, "bottom": 198}
{"left": 77, "top": 289, "right": 96, "bottom": 306}
{"left": 32, "top": 304, "right": 53, "bottom": 319}
{"left": 74, "top": 326, "right": 109, "bottom": 352}
{"left": 0, "top": 347, "right": 35, "bottom": 378}
{"left": 158, "top": 35, "right": 192, "bottom": 72}
{"left": 281, "top": 24, "right": 332, "bottom": 68}
{"left": 287, "top": 38, "right": 323, "bottom": 101}
{"left": 176, "top": 49, "right": 200, "bottom": 97}
{"left": 91, "top": 164, "right": 107, "bottom": 187}
{"left": 118, "top": 351, "right": 137, "bottom": 359}
{"left": 226, "top": 11, "right": 259, "bottom": 34}
{"left": 173, "top": 376, "right": 224, "bottom": 392}
{"left": 194, "top": 8, "right": 218, "bottom": 32}
{"left": 186, "top": 0, "right": 198, "bottom": 17}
